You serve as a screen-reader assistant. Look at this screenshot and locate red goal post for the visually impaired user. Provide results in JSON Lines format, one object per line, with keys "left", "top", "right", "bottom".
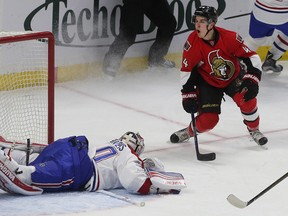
{"left": 0, "top": 31, "right": 55, "bottom": 145}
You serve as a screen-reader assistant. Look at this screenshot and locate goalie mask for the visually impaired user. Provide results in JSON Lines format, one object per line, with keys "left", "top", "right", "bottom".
{"left": 120, "top": 132, "right": 145, "bottom": 155}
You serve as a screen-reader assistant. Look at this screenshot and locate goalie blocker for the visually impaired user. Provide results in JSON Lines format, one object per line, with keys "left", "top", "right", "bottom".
{"left": 143, "top": 158, "right": 186, "bottom": 194}
{"left": 147, "top": 169, "right": 186, "bottom": 194}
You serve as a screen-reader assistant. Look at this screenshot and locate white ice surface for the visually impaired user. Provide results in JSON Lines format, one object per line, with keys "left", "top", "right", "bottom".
{"left": 1, "top": 62, "right": 288, "bottom": 216}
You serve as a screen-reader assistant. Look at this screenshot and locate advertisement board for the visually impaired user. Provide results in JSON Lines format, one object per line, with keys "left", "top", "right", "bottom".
{"left": 0, "top": 0, "right": 261, "bottom": 80}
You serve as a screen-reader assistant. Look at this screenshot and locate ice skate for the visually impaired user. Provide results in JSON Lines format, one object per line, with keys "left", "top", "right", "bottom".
{"left": 170, "top": 128, "right": 192, "bottom": 143}
{"left": 249, "top": 129, "right": 268, "bottom": 146}
{"left": 102, "top": 55, "right": 121, "bottom": 78}
{"left": 102, "top": 63, "right": 118, "bottom": 78}
{"left": 262, "top": 52, "right": 283, "bottom": 73}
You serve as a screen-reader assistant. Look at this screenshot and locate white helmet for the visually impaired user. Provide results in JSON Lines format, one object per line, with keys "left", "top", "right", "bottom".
{"left": 120, "top": 131, "right": 145, "bottom": 155}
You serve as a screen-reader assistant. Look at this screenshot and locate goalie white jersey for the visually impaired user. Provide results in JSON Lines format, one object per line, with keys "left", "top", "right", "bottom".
{"left": 86, "top": 138, "right": 186, "bottom": 194}
{"left": 88, "top": 138, "right": 148, "bottom": 193}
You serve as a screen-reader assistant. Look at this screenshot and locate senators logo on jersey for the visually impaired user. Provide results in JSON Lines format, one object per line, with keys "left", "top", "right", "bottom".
{"left": 208, "top": 50, "right": 235, "bottom": 80}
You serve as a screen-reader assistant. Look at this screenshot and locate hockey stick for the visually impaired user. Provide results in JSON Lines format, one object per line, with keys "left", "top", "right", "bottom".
{"left": 227, "top": 172, "right": 288, "bottom": 208}
{"left": 85, "top": 12, "right": 252, "bottom": 47}
{"left": 137, "top": 12, "right": 252, "bottom": 40}
{"left": 98, "top": 190, "right": 145, "bottom": 207}
{"left": 191, "top": 113, "right": 216, "bottom": 161}
{"left": 222, "top": 12, "right": 251, "bottom": 21}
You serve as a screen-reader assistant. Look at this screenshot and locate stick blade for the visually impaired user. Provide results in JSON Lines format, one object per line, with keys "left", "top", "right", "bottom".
{"left": 227, "top": 194, "right": 248, "bottom": 208}
{"left": 197, "top": 152, "right": 216, "bottom": 161}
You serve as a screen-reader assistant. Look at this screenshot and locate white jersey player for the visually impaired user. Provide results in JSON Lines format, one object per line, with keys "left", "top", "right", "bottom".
{"left": 0, "top": 132, "right": 186, "bottom": 195}
{"left": 245, "top": 0, "right": 288, "bottom": 73}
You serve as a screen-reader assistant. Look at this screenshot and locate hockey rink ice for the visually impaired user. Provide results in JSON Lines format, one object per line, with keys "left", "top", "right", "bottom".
{"left": 1, "top": 62, "right": 288, "bottom": 216}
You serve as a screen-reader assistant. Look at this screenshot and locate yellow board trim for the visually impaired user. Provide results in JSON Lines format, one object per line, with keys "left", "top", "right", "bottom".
{"left": 55, "top": 53, "right": 182, "bottom": 82}
{"left": 2, "top": 48, "right": 286, "bottom": 86}
{"left": 0, "top": 71, "right": 47, "bottom": 91}
{"left": 257, "top": 46, "right": 288, "bottom": 60}
{"left": 55, "top": 49, "right": 287, "bottom": 82}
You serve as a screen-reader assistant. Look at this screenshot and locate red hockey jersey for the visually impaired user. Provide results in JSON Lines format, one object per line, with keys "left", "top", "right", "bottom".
{"left": 181, "top": 26, "right": 260, "bottom": 88}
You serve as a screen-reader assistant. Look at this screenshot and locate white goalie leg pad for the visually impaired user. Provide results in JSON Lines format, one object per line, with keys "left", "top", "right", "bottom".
{"left": 146, "top": 169, "right": 186, "bottom": 194}
{"left": 2, "top": 148, "right": 39, "bottom": 165}
{"left": 0, "top": 151, "right": 43, "bottom": 195}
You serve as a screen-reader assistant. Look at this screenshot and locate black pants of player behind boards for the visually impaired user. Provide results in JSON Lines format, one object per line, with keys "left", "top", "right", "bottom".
{"left": 104, "top": 0, "right": 177, "bottom": 68}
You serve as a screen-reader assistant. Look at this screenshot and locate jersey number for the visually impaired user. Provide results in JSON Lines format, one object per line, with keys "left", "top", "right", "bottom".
{"left": 93, "top": 146, "right": 118, "bottom": 163}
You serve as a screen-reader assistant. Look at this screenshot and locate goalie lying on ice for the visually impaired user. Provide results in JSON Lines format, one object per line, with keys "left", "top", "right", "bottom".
{"left": 0, "top": 132, "right": 186, "bottom": 195}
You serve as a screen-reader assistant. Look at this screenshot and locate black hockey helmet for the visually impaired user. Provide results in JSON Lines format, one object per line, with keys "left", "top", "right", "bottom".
{"left": 192, "top": 5, "right": 218, "bottom": 24}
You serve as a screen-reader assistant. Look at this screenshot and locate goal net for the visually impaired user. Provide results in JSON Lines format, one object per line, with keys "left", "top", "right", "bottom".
{"left": 0, "top": 31, "right": 55, "bottom": 145}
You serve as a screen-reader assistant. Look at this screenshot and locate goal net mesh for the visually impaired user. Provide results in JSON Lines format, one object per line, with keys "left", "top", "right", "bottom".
{"left": 0, "top": 31, "right": 54, "bottom": 145}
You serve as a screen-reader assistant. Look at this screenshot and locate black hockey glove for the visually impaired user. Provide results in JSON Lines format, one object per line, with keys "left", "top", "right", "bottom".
{"left": 240, "top": 73, "right": 260, "bottom": 101}
{"left": 182, "top": 91, "right": 198, "bottom": 113}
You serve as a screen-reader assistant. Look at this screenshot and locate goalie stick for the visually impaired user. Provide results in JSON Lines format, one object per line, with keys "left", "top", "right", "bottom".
{"left": 227, "top": 172, "right": 288, "bottom": 208}
{"left": 98, "top": 190, "right": 145, "bottom": 207}
{"left": 191, "top": 114, "right": 216, "bottom": 161}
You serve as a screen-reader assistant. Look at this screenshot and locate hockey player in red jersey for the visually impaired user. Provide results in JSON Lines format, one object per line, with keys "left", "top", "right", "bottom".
{"left": 170, "top": 5, "right": 268, "bottom": 146}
